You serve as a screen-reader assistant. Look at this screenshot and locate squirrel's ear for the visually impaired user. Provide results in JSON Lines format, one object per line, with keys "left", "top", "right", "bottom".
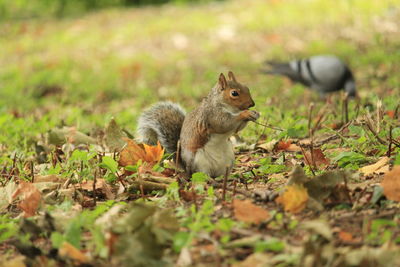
{"left": 228, "top": 71, "right": 237, "bottom": 82}
{"left": 219, "top": 73, "right": 228, "bottom": 90}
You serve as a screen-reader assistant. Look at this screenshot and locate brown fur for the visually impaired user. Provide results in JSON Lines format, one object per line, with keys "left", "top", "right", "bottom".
{"left": 179, "top": 71, "right": 259, "bottom": 176}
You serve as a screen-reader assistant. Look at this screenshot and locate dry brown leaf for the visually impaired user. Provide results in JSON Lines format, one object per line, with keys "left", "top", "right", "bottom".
{"left": 59, "top": 242, "right": 89, "bottom": 263}
{"left": 12, "top": 181, "right": 42, "bottom": 217}
{"left": 0, "top": 255, "right": 26, "bottom": 267}
{"left": 276, "top": 184, "right": 308, "bottom": 213}
{"left": 80, "top": 179, "right": 115, "bottom": 199}
{"left": 303, "top": 148, "right": 330, "bottom": 167}
{"left": 118, "top": 138, "right": 164, "bottom": 168}
{"left": 338, "top": 231, "right": 355, "bottom": 242}
{"left": 232, "top": 199, "right": 269, "bottom": 224}
{"left": 34, "top": 174, "right": 63, "bottom": 183}
{"left": 359, "top": 157, "right": 390, "bottom": 175}
{"left": 381, "top": 166, "right": 400, "bottom": 201}
{"left": 257, "top": 139, "right": 278, "bottom": 152}
{"left": 275, "top": 140, "right": 301, "bottom": 152}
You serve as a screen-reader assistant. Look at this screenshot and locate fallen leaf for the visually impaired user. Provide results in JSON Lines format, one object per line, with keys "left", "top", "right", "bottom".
{"left": 80, "top": 179, "right": 115, "bottom": 200}
{"left": 386, "top": 110, "right": 395, "bottom": 118}
{"left": 338, "top": 231, "right": 355, "bottom": 242}
{"left": 301, "top": 220, "right": 332, "bottom": 240}
{"left": 303, "top": 148, "right": 330, "bottom": 167}
{"left": 48, "top": 127, "right": 96, "bottom": 146}
{"left": 34, "top": 175, "right": 63, "bottom": 183}
{"left": 275, "top": 140, "right": 301, "bottom": 152}
{"left": 105, "top": 118, "right": 126, "bottom": 152}
{"left": 359, "top": 157, "right": 390, "bottom": 175}
{"left": 233, "top": 252, "right": 271, "bottom": 267}
{"left": 257, "top": 139, "right": 278, "bottom": 152}
{"left": 0, "top": 255, "right": 26, "bottom": 267}
{"left": 12, "top": 181, "right": 42, "bottom": 217}
{"left": 119, "top": 138, "right": 164, "bottom": 168}
{"left": 381, "top": 166, "right": 400, "bottom": 201}
{"left": 0, "top": 181, "right": 18, "bottom": 212}
{"left": 232, "top": 199, "right": 269, "bottom": 224}
{"left": 276, "top": 184, "right": 308, "bottom": 213}
{"left": 59, "top": 242, "right": 89, "bottom": 263}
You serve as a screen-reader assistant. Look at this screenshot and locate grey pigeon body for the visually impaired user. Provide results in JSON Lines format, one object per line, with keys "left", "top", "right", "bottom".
{"left": 263, "top": 55, "right": 356, "bottom": 97}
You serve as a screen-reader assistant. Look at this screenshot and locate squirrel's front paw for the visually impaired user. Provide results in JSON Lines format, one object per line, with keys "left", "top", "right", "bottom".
{"left": 241, "top": 110, "right": 260, "bottom": 121}
{"left": 248, "top": 110, "right": 260, "bottom": 121}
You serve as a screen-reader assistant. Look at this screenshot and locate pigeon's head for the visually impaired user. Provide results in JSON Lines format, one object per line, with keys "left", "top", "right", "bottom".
{"left": 217, "top": 71, "right": 255, "bottom": 111}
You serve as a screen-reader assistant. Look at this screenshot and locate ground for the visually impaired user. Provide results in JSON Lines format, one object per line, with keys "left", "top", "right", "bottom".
{"left": 1, "top": 0, "right": 400, "bottom": 266}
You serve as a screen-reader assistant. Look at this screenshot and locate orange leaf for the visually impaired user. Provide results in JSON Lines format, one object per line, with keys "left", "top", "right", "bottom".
{"left": 232, "top": 199, "right": 269, "bottom": 224}
{"left": 276, "top": 185, "right": 308, "bottom": 213}
{"left": 381, "top": 166, "right": 400, "bottom": 201}
{"left": 12, "top": 181, "right": 41, "bottom": 217}
{"left": 118, "top": 138, "right": 164, "bottom": 168}
{"left": 338, "top": 231, "right": 354, "bottom": 242}
{"left": 276, "top": 140, "right": 301, "bottom": 152}
{"left": 386, "top": 110, "right": 395, "bottom": 118}
{"left": 276, "top": 140, "right": 291, "bottom": 151}
{"left": 59, "top": 242, "right": 89, "bottom": 263}
{"left": 143, "top": 142, "right": 164, "bottom": 163}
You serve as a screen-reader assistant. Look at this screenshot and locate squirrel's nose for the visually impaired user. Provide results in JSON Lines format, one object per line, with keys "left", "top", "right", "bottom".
{"left": 249, "top": 100, "right": 255, "bottom": 108}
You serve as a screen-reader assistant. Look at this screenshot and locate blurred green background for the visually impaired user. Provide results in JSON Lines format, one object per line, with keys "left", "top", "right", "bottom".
{"left": 0, "top": 0, "right": 399, "bottom": 156}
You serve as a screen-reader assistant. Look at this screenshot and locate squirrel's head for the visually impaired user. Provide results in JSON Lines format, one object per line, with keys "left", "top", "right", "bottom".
{"left": 218, "top": 71, "right": 255, "bottom": 111}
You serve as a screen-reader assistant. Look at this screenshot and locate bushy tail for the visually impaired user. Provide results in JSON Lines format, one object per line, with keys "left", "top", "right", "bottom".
{"left": 136, "top": 102, "right": 186, "bottom": 154}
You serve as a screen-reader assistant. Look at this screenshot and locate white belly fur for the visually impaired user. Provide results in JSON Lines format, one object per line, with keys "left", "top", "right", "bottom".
{"left": 193, "top": 133, "right": 235, "bottom": 177}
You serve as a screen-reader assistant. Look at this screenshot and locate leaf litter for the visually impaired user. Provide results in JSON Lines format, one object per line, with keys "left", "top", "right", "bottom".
{"left": 1, "top": 1, "right": 400, "bottom": 266}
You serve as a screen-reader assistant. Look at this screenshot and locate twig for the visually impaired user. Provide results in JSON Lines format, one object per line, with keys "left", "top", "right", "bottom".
{"left": 376, "top": 99, "right": 382, "bottom": 133}
{"left": 387, "top": 125, "right": 393, "bottom": 157}
{"left": 344, "top": 92, "right": 349, "bottom": 123}
{"left": 307, "top": 103, "right": 316, "bottom": 170}
{"left": 394, "top": 103, "right": 400, "bottom": 120}
{"left": 300, "top": 145, "right": 316, "bottom": 176}
{"left": 233, "top": 179, "right": 237, "bottom": 198}
{"left": 308, "top": 102, "right": 315, "bottom": 133}
{"left": 252, "top": 120, "right": 284, "bottom": 131}
{"left": 30, "top": 161, "right": 34, "bottom": 183}
{"left": 222, "top": 167, "right": 229, "bottom": 202}
{"left": 255, "top": 118, "right": 268, "bottom": 145}
{"left": 128, "top": 180, "right": 168, "bottom": 192}
{"left": 93, "top": 170, "right": 97, "bottom": 206}
{"left": 175, "top": 140, "right": 181, "bottom": 176}
{"left": 364, "top": 114, "right": 388, "bottom": 145}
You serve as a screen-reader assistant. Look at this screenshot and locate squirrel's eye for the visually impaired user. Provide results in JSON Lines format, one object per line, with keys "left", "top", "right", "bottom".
{"left": 231, "top": 90, "right": 239, "bottom": 97}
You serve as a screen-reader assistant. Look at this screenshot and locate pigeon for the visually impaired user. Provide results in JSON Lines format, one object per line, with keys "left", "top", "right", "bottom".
{"left": 262, "top": 55, "right": 356, "bottom": 97}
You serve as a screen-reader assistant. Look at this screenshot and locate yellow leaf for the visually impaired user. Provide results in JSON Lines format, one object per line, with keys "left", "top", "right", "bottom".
{"left": 276, "top": 184, "right": 308, "bottom": 213}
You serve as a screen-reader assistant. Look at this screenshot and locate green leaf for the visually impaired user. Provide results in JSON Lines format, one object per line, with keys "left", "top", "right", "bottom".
{"left": 394, "top": 153, "right": 400, "bottom": 165}
{"left": 65, "top": 219, "right": 82, "bottom": 249}
{"left": 51, "top": 232, "right": 64, "bottom": 248}
{"left": 191, "top": 172, "right": 208, "bottom": 183}
{"left": 173, "top": 231, "right": 190, "bottom": 252}
{"left": 255, "top": 238, "right": 285, "bottom": 252}
{"left": 100, "top": 156, "right": 118, "bottom": 173}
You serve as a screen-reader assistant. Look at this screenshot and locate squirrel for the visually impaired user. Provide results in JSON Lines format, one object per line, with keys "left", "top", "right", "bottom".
{"left": 136, "top": 71, "right": 260, "bottom": 178}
